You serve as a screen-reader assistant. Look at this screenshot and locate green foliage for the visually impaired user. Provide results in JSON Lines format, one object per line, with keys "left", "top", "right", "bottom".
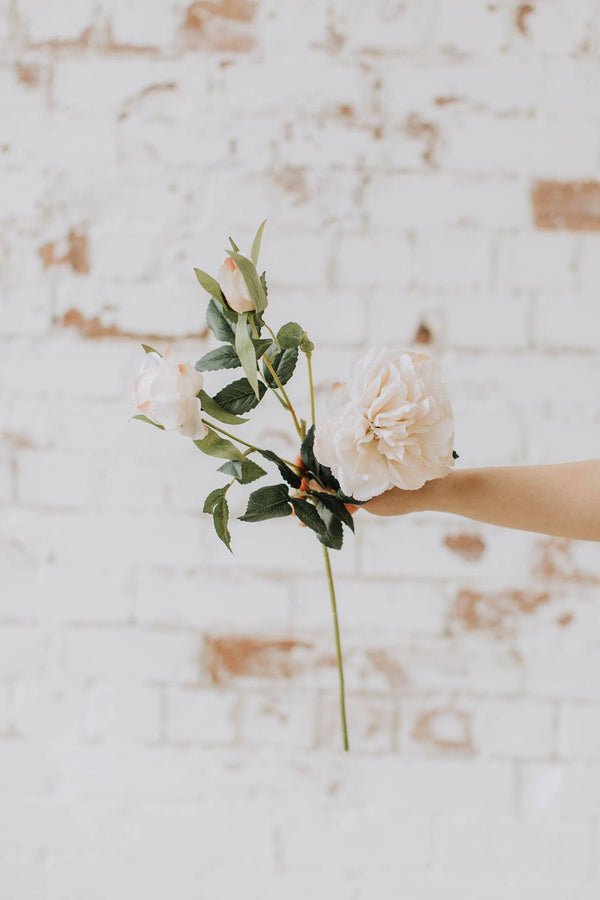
{"left": 194, "top": 268, "right": 226, "bottom": 304}
{"left": 300, "top": 425, "right": 340, "bottom": 492}
{"left": 217, "top": 458, "right": 266, "bottom": 485}
{"left": 130, "top": 414, "right": 165, "bottom": 430}
{"left": 290, "top": 498, "right": 326, "bottom": 536}
{"left": 203, "top": 486, "right": 232, "bottom": 552}
{"left": 197, "top": 390, "right": 248, "bottom": 425}
{"left": 452, "top": 450, "right": 460, "bottom": 459}
{"left": 195, "top": 345, "right": 240, "bottom": 372}
{"left": 214, "top": 378, "right": 267, "bottom": 415}
{"left": 141, "top": 344, "right": 161, "bottom": 356}
{"left": 312, "top": 491, "right": 355, "bottom": 533}
{"left": 257, "top": 449, "right": 302, "bottom": 488}
{"left": 206, "top": 298, "right": 235, "bottom": 343}
{"left": 252, "top": 338, "right": 273, "bottom": 359}
{"left": 235, "top": 313, "right": 260, "bottom": 399}
{"left": 239, "top": 484, "right": 292, "bottom": 523}
{"left": 300, "top": 334, "right": 314, "bottom": 353}
{"left": 315, "top": 500, "right": 344, "bottom": 550}
{"left": 194, "top": 429, "right": 245, "bottom": 461}
{"left": 277, "top": 322, "right": 304, "bottom": 349}
{"left": 225, "top": 250, "right": 268, "bottom": 314}
{"left": 228, "top": 236, "right": 240, "bottom": 253}
{"left": 251, "top": 219, "right": 267, "bottom": 266}
{"left": 262, "top": 344, "right": 298, "bottom": 388}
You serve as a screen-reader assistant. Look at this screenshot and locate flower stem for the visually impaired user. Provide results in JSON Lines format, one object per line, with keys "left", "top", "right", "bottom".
{"left": 250, "top": 317, "right": 303, "bottom": 438}
{"left": 203, "top": 419, "right": 298, "bottom": 470}
{"left": 306, "top": 352, "right": 316, "bottom": 428}
{"left": 322, "top": 544, "right": 349, "bottom": 752}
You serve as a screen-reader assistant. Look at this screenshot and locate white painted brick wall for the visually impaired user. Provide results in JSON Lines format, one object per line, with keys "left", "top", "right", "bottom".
{"left": 1, "top": 0, "right": 600, "bottom": 897}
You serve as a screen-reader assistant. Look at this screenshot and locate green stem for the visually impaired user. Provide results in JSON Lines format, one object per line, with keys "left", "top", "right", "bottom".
{"left": 250, "top": 317, "right": 302, "bottom": 438}
{"left": 306, "top": 352, "right": 316, "bottom": 428}
{"left": 203, "top": 419, "right": 299, "bottom": 470}
{"left": 322, "top": 545, "right": 349, "bottom": 752}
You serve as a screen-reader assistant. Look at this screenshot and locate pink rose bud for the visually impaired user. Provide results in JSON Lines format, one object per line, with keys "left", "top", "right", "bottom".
{"left": 217, "top": 257, "right": 255, "bottom": 314}
{"left": 130, "top": 348, "right": 208, "bottom": 440}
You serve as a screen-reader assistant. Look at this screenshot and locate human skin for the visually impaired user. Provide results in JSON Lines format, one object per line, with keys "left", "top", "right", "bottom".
{"left": 362, "top": 459, "right": 600, "bottom": 542}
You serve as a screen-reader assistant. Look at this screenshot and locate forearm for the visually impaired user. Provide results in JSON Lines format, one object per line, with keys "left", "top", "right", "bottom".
{"left": 421, "top": 460, "right": 600, "bottom": 542}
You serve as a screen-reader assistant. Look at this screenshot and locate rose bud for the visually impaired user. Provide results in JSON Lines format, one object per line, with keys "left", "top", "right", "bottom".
{"left": 217, "top": 257, "right": 255, "bottom": 314}
{"left": 131, "top": 348, "right": 209, "bottom": 440}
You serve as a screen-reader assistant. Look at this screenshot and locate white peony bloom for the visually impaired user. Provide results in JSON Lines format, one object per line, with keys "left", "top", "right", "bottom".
{"left": 131, "top": 348, "right": 209, "bottom": 440}
{"left": 313, "top": 347, "right": 455, "bottom": 502}
{"left": 217, "top": 256, "right": 255, "bottom": 313}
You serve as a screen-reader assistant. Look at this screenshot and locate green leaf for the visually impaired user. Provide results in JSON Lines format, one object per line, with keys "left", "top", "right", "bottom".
{"left": 239, "top": 484, "right": 292, "bottom": 523}
{"left": 194, "top": 429, "right": 245, "bottom": 461}
{"left": 195, "top": 345, "right": 240, "bottom": 373}
{"left": 206, "top": 298, "right": 235, "bottom": 344}
{"left": 312, "top": 491, "right": 355, "bottom": 533}
{"left": 194, "top": 268, "right": 226, "bottom": 303}
{"left": 252, "top": 338, "right": 273, "bottom": 359}
{"left": 235, "top": 313, "right": 260, "bottom": 399}
{"left": 130, "top": 414, "right": 165, "bottom": 430}
{"left": 300, "top": 425, "right": 340, "bottom": 492}
{"left": 213, "top": 378, "right": 267, "bottom": 415}
{"left": 260, "top": 271, "right": 268, "bottom": 300}
{"left": 290, "top": 498, "right": 327, "bottom": 536}
{"left": 452, "top": 450, "right": 460, "bottom": 459}
{"left": 251, "top": 219, "right": 267, "bottom": 267}
{"left": 277, "top": 322, "right": 304, "bottom": 350}
{"left": 141, "top": 343, "right": 161, "bottom": 356}
{"left": 203, "top": 487, "right": 226, "bottom": 514}
{"left": 217, "top": 458, "right": 267, "bottom": 485}
{"left": 226, "top": 250, "right": 268, "bottom": 314}
{"left": 197, "top": 390, "right": 249, "bottom": 425}
{"left": 257, "top": 449, "right": 302, "bottom": 488}
{"left": 213, "top": 493, "right": 232, "bottom": 552}
{"left": 262, "top": 344, "right": 298, "bottom": 389}
{"left": 228, "top": 236, "right": 239, "bottom": 253}
{"left": 316, "top": 501, "right": 344, "bottom": 550}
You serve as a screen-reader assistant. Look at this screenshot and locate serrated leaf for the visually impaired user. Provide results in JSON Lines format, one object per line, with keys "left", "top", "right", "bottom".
{"left": 130, "top": 414, "right": 165, "bottom": 430}
{"left": 300, "top": 425, "right": 340, "bottom": 492}
{"left": 316, "top": 501, "right": 344, "bottom": 550}
{"left": 194, "top": 429, "right": 245, "bottom": 461}
{"left": 257, "top": 449, "right": 302, "bottom": 488}
{"left": 203, "top": 486, "right": 226, "bottom": 514}
{"left": 235, "top": 313, "right": 260, "bottom": 399}
{"left": 277, "top": 322, "right": 304, "bottom": 349}
{"left": 194, "top": 268, "right": 225, "bottom": 303}
{"left": 198, "top": 390, "right": 248, "bottom": 425}
{"left": 206, "top": 298, "right": 235, "bottom": 343}
{"left": 251, "top": 219, "right": 267, "bottom": 267}
{"left": 214, "top": 378, "right": 267, "bottom": 415}
{"left": 225, "top": 250, "right": 268, "bottom": 314}
{"left": 213, "top": 493, "right": 232, "bottom": 552}
{"left": 141, "top": 343, "right": 161, "bottom": 356}
{"left": 217, "top": 458, "right": 267, "bottom": 485}
{"left": 291, "top": 498, "right": 327, "bottom": 536}
{"left": 195, "top": 345, "right": 240, "bottom": 372}
{"left": 312, "top": 491, "right": 355, "bottom": 533}
{"left": 262, "top": 344, "right": 298, "bottom": 389}
{"left": 239, "top": 483, "right": 292, "bottom": 523}
{"left": 260, "top": 271, "right": 268, "bottom": 299}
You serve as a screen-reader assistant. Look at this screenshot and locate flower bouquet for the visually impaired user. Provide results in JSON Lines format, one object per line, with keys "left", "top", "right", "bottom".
{"left": 130, "top": 220, "right": 458, "bottom": 751}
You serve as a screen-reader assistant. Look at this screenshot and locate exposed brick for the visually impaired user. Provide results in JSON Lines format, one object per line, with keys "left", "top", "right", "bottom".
{"left": 204, "top": 636, "right": 314, "bottom": 685}
{"left": 411, "top": 707, "right": 474, "bottom": 755}
{"left": 532, "top": 181, "right": 600, "bottom": 231}
{"left": 443, "top": 533, "right": 486, "bottom": 562}
{"left": 450, "top": 588, "right": 550, "bottom": 636}
{"left": 39, "top": 229, "right": 89, "bottom": 274}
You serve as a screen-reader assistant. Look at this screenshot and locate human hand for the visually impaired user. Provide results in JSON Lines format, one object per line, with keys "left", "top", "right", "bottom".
{"left": 361, "top": 481, "right": 436, "bottom": 517}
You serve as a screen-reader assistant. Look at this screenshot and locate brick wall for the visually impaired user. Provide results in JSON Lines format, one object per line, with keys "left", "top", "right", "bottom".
{"left": 1, "top": 1, "right": 600, "bottom": 897}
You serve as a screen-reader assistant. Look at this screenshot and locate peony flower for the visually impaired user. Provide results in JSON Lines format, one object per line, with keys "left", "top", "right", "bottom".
{"left": 313, "top": 347, "right": 455, "bottom": 502}
{"left": 131, "top": 348, "right": 209, "bottom": 440}
{"left": 217, "top": 257, "right": 255, "bottom": 313}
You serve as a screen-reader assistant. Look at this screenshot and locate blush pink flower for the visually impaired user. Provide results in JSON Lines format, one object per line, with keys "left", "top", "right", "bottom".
{"left": 217, "top": 257, "right": 255, "bottom": 313}
{"left": 131, "top": 348, "right": 208, "bottom": 440}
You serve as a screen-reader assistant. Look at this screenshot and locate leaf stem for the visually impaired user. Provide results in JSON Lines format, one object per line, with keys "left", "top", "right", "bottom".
{"left": 306, "top": 352, "right": 316, "bottom": 428}
{"left": 203, "top": 420, "right": 298, "bottom": 470}
{"left": 322, "top": 545, "right": 349, "bottom": 752}
{"left": 250, "top": 317, "right": 302, "bottom": 438}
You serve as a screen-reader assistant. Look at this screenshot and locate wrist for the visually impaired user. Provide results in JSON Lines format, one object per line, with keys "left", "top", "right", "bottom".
{"left": 419, "top": 468, "right": 462, "bottom": 513}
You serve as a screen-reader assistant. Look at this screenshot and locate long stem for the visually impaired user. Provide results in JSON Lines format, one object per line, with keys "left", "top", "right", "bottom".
{"left": 250, "top": 317, "right": 303, "bottom": 438}
{"left": 322, "top": 545, "right": 349, "bottom": 752}
{"left": 306, "top": 352, "right": 316, "bottom": 428}
{"left": 203, "top": 419, "right": 300, "bottom": 470}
